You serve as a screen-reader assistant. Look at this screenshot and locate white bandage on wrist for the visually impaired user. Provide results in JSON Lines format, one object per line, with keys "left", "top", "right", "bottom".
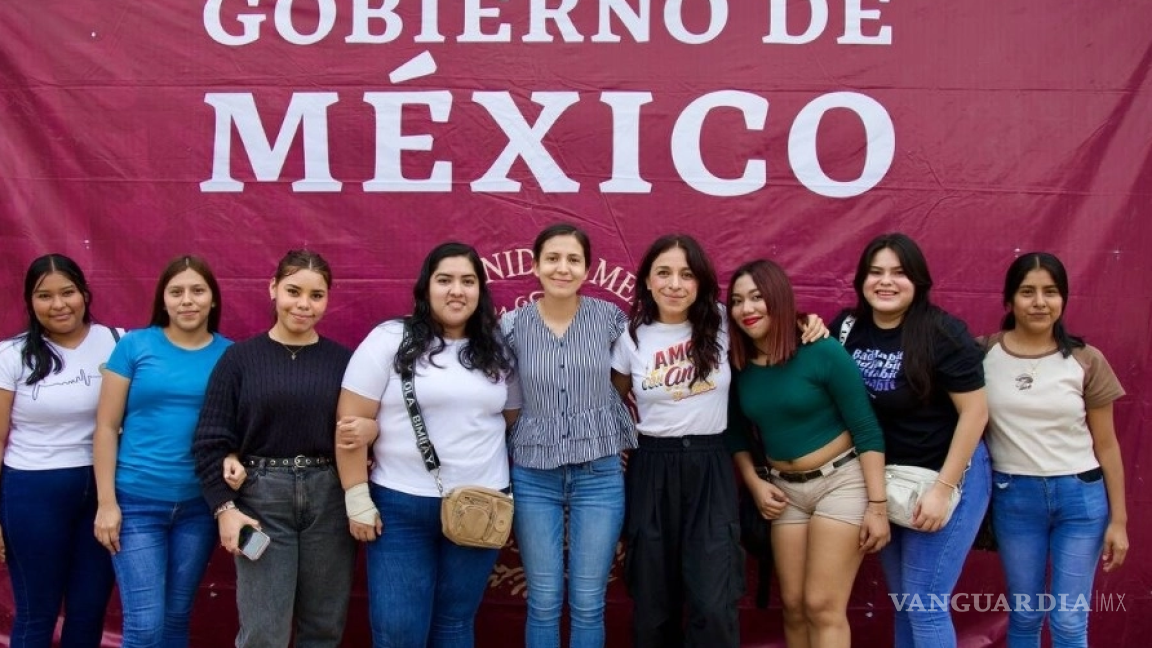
{"left": 344, "top": 482, "right": 378, "bottom": 525}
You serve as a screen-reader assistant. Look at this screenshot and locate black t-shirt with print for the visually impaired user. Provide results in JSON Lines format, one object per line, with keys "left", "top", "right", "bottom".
{"left": 832, "top": 309, "right": 984, "bottom": 471}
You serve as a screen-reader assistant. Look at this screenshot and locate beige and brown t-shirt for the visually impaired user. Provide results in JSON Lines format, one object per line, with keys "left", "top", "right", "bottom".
{"left": 981, "top": 332, "right": 1125, "bottom": 476}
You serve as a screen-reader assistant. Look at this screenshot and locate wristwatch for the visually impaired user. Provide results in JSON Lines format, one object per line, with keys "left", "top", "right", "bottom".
{"left": 214, "top": 501, "right": 238, "bottom": 519}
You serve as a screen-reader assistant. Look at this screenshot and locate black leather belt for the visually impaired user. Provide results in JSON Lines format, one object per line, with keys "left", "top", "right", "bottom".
{"left": 765, "top": 449, "right": 859, "bottom": 484}
{"left": 242, "top": 455, "right": 333, "bottom": 469}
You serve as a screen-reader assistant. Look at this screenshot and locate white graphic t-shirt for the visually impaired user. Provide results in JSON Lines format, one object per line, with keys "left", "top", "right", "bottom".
{"left": 611, "top": 317, "right": 730, "bottom": 438}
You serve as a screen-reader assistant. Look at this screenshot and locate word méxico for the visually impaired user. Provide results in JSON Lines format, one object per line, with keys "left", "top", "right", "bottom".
{"left": 201, "top": 90, "right": 894, "bottom": 198}
{"left": 890, "top": 593, "right": 1128, "bottom": 613}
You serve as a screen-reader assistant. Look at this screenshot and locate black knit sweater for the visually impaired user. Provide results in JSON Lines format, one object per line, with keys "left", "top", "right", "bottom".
{"left": 193, "top": 333, "right": 352, "bottom": 510}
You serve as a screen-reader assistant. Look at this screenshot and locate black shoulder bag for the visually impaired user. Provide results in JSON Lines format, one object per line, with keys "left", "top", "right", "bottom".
{"left": 738, "top": 419, "right": 775, "bottom": 608}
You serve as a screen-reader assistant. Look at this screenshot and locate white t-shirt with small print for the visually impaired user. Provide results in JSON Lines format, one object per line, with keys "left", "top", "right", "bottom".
{"left": 0, "top": 325, "right": 121, "bottom": 470}
{"left": 983, "top": 334, "right": 1124, "bottom": 476}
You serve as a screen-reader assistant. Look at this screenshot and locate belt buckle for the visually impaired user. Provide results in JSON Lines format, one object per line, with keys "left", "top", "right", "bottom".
{"left": 293, "top": 455, "right": 308, "bottom": 468}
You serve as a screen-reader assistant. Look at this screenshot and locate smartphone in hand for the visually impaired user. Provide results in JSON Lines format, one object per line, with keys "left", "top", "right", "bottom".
{"left": 239, "top": 525, "right": 271, "bottom": 561}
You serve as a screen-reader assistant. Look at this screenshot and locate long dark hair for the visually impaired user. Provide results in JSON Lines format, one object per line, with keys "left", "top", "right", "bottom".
{"left": 727, "top": 259, "right": 800, "bottom": 371}
{"left": 394, "top": 242, "right": 513, "bottom": 382}
{"left": 1000, "top": 252, "right": 1084, "bottom": 357}
{"left": 149, "top": 255, "right": 223, "bottom": 333}
{"left": 850, "top": 233, "right": 944, "bottom": 400}
{"left": 629, "top": 235, "right": 721, "bottom": 386}
{"left": 20, "top": 254, "right": 94, "bottom": 385}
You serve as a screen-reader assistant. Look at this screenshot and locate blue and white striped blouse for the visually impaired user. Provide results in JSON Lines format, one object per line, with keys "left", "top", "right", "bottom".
{"left": 501, "top": 296, "right": 637, "bottom": 469}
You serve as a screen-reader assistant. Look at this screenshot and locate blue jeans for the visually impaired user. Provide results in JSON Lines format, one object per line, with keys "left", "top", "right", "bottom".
{"left": 112, "top": 490, "right": 216, "bottom": 648}
{"left": 0, "top": 466, "right": 114, "bottom": 648}
{"left": 991, "top": 470, "right": 1109, "bottom": 648}
{"left": 233, "top": 464, "right": 356, "bottom": 648}
{"left": 880, "top": 442, "right": 991, "bottom": 648}
{"left": 366, "top": 485, "right": 500, "bottom": 648}
{"left": 512, "top": 455, "right": 625, "bottom": 648}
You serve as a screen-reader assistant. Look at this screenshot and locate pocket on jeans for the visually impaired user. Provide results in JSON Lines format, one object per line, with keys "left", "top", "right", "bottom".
{"left": 1074, "top": 468, "right": 1103, "bottom": 483}
{"left": 1075, "top": 477, "right": 1108, "bottom": 516}
{"left": 588, "top": 454, "right": 623, "bottom": 475}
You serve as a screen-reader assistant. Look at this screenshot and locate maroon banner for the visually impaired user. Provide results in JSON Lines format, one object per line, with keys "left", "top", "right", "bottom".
{"left": 2, "top": 1, "right": 1150, "bottom": 646}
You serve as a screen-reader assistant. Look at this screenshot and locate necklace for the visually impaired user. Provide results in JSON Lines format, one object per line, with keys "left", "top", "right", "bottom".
{"left": 1005, "top": 332, "right": 1056, "bottom": 391}
{"left": 270, "top": 332, "right": 318, "bottom": 361}
{"left": 1014, "top": 356, "right": 1044, "bottom": 391}
{"left": 279, "top": 342, "right": 306, "bottom": 360}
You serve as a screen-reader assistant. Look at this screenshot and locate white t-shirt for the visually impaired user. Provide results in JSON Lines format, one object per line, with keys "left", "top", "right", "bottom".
{"left": 983, "top": 336, "right": 1125, "bottom": 476}
{"left": 610, "top": 317, "right": 731, "bottom": 437}
{"left": 0, "top": 324, "right": 121, "bottom": 470}
{"left": 342, "top": 320, "right": 519, "bottom": 497}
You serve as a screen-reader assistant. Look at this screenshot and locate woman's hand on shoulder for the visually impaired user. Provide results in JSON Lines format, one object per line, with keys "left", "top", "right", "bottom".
{"left": 1102, "top": 521, "right": 1129, "bottom": 572}
{"left": 799, "top": 313, "right": 830, "bottom": 344}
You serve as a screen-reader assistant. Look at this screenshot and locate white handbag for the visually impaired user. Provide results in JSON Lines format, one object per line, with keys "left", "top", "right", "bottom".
{"left": 885, "top": 464, "right": 960, "bottom": 529}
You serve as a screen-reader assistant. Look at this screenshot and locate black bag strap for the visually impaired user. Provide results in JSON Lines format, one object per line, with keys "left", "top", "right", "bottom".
{"left": 109, "top": 326, "right": 122, "bottom": 343}
{"left": 734, "top": 378, "right": 769, "bottom": 469}
{"left": 735, "top": 384, "right": 774, "bottom": 606}
{"left": 398, "top": 322, "right": 444, "bottom": 494}
{"left": 744, "top": 421, "right": 769, "bottom": 470}
{"left": 837, "top": 314, "right": 856, "bottom": 345}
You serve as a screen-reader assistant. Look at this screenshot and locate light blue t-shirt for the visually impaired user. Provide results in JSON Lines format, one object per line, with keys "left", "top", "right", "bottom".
{"left": 105, "top": 326, "right": 232, "bottom": 501}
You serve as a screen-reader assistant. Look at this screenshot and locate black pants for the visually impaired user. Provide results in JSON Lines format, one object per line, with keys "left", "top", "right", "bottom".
{"left": 625, "top": 434, "right": 743, "bottom": 648}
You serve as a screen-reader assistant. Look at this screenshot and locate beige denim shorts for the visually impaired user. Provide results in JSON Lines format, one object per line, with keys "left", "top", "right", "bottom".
{"left": 770, "top": 455, "right": 867, "bottom": 525}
